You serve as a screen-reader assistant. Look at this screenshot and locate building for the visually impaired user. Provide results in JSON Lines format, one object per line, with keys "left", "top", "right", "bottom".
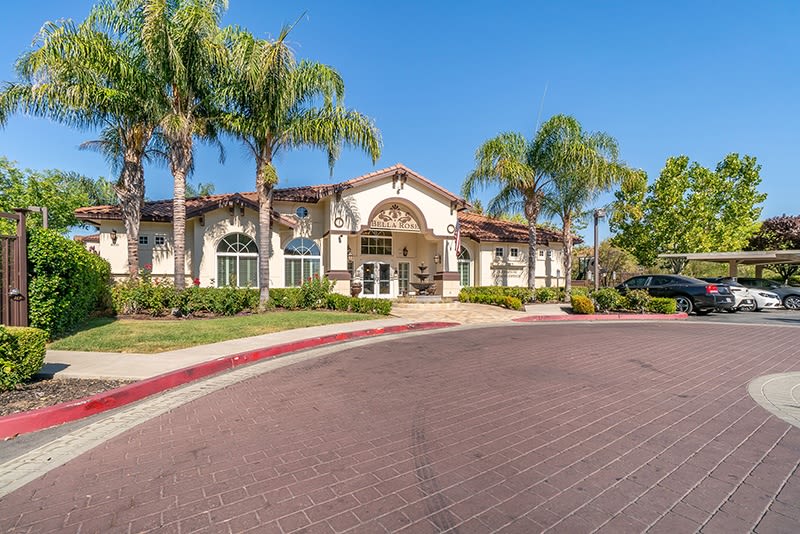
{"left": 75, "top": 164, "right": 574, "bottom": 297}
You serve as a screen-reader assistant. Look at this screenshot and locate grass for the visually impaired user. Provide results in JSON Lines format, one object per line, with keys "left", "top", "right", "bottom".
{"left": 48, "top": 311, "right": 376, "bottom": 353}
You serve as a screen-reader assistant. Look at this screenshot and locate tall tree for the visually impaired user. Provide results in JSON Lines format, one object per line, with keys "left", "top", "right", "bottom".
{"left": 539, "top": 117, "right": 635, "bottom": 294}
{"left": 96, "top": 0, "right": 227, "bottom": 289}
{"left": 611, "top": 154, "right": 767, "bottom": 273}
{"left": 219, "top": 27, "right": 381, "bottom": 308}
{"left": 0, "top": 14, "right": 162, "bottom": 276}
{"left": 463, "top": 114, "right": 617, "bottom": 290}
{"left": 747, "top": 214, "right": 800, "bottom": 283}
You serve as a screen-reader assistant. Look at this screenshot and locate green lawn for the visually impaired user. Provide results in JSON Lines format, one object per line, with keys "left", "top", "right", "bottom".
{"left": 48, "top": 311, "right": 376, "bottom": 353}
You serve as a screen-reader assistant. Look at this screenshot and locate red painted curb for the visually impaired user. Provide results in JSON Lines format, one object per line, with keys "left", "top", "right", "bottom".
{"left": 513, "top": 313, "right": 689, "bottom": 323}
{"left": 0, "top": 321, "right": 458, "bottom": 440}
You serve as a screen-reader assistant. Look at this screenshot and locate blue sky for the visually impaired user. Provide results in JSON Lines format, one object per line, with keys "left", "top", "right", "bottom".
{"left": 1, "top": 1, "right": 798, "bottom": 240}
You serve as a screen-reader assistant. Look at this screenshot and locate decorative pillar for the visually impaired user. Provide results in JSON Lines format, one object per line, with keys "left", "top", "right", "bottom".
{"left": 325, "top": 233, "right": 351, "bottom": 295}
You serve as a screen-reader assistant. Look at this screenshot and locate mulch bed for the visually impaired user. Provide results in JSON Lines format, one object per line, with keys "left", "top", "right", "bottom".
{"left": 0, "top": 377, "right": 135, "bottom": 417}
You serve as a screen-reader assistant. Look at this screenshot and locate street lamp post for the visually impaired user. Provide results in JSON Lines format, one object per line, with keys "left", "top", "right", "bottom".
{"left": 593, "top": 208, "right": 606, "bottom": 291}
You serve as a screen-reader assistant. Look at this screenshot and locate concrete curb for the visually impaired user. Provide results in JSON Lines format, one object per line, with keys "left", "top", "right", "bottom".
{"left": 513, "top": 312, "right": 689, "bottom": 322}
{"left": 0, "top": 322, "right": 458, "bottom": 440}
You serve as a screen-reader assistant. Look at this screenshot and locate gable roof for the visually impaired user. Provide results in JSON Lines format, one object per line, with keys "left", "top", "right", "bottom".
{"left": 75, "top": 163, "right": 468, "bottom": 223}
{"left": 457, "top": 211, "right": 583, "bottom": 245}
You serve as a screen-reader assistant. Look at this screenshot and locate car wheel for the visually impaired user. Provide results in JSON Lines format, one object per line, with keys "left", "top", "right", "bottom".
{"left": 783, "top": 295, "right": 800, "bottom": 310}
{"left": 675, "top": 295, "right": 693, "bottom": 314}
{"left": 738, "top": 302, "right": 756, "bottom": 312}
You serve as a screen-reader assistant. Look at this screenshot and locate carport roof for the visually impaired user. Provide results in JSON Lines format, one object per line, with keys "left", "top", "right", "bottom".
{"left": 659, "top": 250, "right": 800, "bottom": 265}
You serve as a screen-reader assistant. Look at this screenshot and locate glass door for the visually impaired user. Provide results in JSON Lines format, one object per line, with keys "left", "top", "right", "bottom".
{"left": 362, "top": 262, "right": 392, "bottom": 297}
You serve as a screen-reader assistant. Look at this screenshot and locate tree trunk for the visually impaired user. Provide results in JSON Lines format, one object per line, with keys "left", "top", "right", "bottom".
{"left": 524, "top": 195, "right": 541, "bottom": 292}
{"left": 562, "top": 217, "right": 573, "bottom": 297}
{"left": 169, "top": 133, "right": 192, "bottom": 291}
{"left": 256, "top": 155, "right": 277, "bottom": 311}
{"left": 117, "top": 144, "right": 147, "bottom": 279}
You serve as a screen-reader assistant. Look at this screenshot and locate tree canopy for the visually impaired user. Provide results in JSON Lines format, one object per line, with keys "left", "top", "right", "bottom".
{"left": 747, "top": 214, "right": 800, "bottom": 282}
{"left": 0, "top": 156, "right": 115, "bottom": 233}
{"left": 610, "top": 153, "right": 767, "bottom": 273}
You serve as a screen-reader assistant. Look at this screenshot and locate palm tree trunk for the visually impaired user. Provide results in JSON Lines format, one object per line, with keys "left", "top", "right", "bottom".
{"left": 169, "top": 133, "right": 192, "bottom": 291}
{"left": 562, "top": 217, "right": 573, "bottom": 297}
{"left": 117, "top": 150, "right": 145, "bottom": 278}
{"left": 256, "top": 155, "right": 277, "bottom": 311}
{"left": 524, "top": 196, "right": 541, "bottom": 291}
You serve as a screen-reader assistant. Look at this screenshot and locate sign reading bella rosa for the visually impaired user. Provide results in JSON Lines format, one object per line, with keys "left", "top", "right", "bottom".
{"left": 370, "top": 204, "right": 420, "bottom": 233}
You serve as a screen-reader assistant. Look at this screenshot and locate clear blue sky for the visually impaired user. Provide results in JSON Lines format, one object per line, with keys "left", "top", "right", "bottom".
{"left": 1, "top": 1, "right": 798, "bottom": 240}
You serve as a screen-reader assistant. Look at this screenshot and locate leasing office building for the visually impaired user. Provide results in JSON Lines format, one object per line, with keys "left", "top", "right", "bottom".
{"left": 76, "top": 164, "right": 572, "bottom": 297}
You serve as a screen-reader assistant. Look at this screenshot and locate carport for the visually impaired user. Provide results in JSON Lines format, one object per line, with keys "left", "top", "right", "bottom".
{"left": 658, "top": 250, "right": 800, "bottom": 277}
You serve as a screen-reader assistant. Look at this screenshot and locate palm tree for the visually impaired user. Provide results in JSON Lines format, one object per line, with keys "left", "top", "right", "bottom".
{"left": 96, "top": 0, "right": 227, "bottom": 289}
{"left": 0, "top": 16, "right": 162, "bottom": 277}
{"left": 463, "top": 114, "right": 587, "bottom": 290}
{"left": 219, "top": 26, "right": 381, "bottom": 308}
{"left": 539, "top": 119, "right": 636, "bottom": 295}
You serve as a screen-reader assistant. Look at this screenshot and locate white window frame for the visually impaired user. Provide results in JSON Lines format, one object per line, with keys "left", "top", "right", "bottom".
{"left": 139, "top": 235, "right": 150, "bottom": 246}
{"left": 361, "top": 231, "right": 392, "bottom": 256}
{"left": 494, "top": 247, "right": 504, "bottom": 259}
{"left": 154, "top": 235, "right": 166, "bottom": 247}
{"left": 509, "top": 247, "right": 519, "bottom": 259}
{"left": 216, "top": 233, "right": 259, "bottom": 288}
{"left": 284, "top": 237, "right": 321, "bottom": 287}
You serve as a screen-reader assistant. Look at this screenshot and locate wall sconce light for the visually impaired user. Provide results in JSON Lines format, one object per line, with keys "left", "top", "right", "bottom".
{"left": 434, "top": 253, "right": 441, "bottom": 264}
{"left": 229, "top": 206, "right": 235, "bottom": 218}
{"left": 199, "top": 215, "right": 205, "bottom": 226}
{"left": 347, "top": 247, "right": 353, "bottom": 262}
{"left": 402, "top": 246, "right": 408, "bottom": 257}
{"left": 8, "top": 288, "right": 25, "bottom": 302}
{"left": 239, "top": 206, "right": 245, "bottom": 217}
{"left": 110, "top": 229, "right": 118, "bottom": 245}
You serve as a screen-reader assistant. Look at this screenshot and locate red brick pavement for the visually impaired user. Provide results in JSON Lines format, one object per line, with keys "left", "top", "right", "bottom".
{"left": 1, "top": 322, "right": 799, "bottom": 533}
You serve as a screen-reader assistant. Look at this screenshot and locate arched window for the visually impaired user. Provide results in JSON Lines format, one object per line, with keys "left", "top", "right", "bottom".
{"left": 217, "top": 233, "right": 258, "bottom": 287}
{"left": 285, "top": 237, "right": 321, "bottom": 287}
{"left": 458, "top": 246, "right": 471, "bottom": 287}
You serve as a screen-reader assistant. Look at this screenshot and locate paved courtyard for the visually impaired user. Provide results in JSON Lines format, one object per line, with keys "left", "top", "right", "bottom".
{"left": 2, "top": 322, "right": 800, "bottom": 533}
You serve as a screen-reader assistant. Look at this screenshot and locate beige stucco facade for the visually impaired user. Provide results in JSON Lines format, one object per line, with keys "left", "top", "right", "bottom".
{"left": 82, "top": 165, "right": 569, "bottom": 297}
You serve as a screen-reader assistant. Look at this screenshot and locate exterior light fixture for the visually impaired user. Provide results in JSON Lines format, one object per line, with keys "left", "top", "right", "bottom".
{"left": 347, "top": 247, "right": 353, "bottom": 262}
{"left": 402, "top": 246, "right": 408, "bottom": 257}
{"left": 110, "top": 229, "right": 118, "bottom": 245}
{"left": 8, "top": 288, "right": 24, "bottom": 302}
{"left": 434, "top": 253, "right": 441, "bottom": 264}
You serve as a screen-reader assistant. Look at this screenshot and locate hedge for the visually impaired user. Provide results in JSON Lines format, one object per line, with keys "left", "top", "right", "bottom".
{"left": 570, "top": 294, "right": 595, "bottom": 314}
{"left": 459, "top": 286, "right": 529, "bottom": 310}
{"left": 0, "top": 325, "right": 48, "bottom": 390}
{"left": 28, "top": 227, "right": 111, "bottom": 338}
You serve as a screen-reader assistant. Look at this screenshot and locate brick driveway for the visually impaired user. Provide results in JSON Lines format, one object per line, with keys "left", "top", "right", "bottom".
{"left": 2, "top": 322, "right": 799, "bottom": 533}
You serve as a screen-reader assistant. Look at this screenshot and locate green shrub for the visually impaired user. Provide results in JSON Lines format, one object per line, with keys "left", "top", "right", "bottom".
{"left": 28, "top": 227, "right": 111, "bottom": 338}
{"left": 300, "top": 275, "right": 336, "bottom": 309}
{"left": 623, "top": 289, "right": 652, "bottom": 312}
{"left": 592, "top": 288, "right": 624, "bottom": 312}
{"left": 571, "top": 294, "right": 595, "bottom": 314}
{"left": 0, "top": 326, "right": 48, "bottom": 391}
{"left": 648, "top": 297, "right": 678, "bottom": 314}
{"left": 112, "top": 275, "right": 178, "bottom": 316}
{"left": 570, "top": 287, "right": 590, "bottom": 297}
{"left": 459, "top": 286, "right": 532, "bottom": 307}
{"left": 325, "top": 293, "right": 352, "bottom": 311}
{"left": 534, "top": 287, "right": 559, "bottom": 303}
{"left": 269, "top": 288, "right": 303, "bottom": 309}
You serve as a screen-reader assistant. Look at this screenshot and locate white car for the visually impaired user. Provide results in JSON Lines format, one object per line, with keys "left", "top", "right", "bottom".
{"left": 750, "top": 288, "right": 783, "bottom": 310}
{"left": 702, "top": 279, "right": 756, "bottom": 312}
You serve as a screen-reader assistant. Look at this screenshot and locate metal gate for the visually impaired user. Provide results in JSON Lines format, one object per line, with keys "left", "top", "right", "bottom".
{"left": 0, "top": 209, "right": 29, "bottom": 327}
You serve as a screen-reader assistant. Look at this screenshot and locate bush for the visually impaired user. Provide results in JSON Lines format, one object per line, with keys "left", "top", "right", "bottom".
{"left": 323, "top": 294, "right": 392, "bottom": 315}
{"left": 623, "top": 289, "right": 652, "bottom": 313}
{"left": 534, "top": 287, "right": 560, "bottom": 303}
{"left": 459, "top": 286, "right": 532, "bottom": 308}
{"left": 269, "top": 288, "right": 303, "bottom": 309}
{"left": 112, "top": 275, "right": 178, "bottom": 316}
{"left": 28, "top": 227, "right": 111, "bottom": 338}
{"left": 325, "top": 293, "right": 352, "bottom": 311}
{"left": 571, "top": 294, "right": 595, "bottom": 314}
{"left": 300, "top": 275, "right": 336, "bottom": 309}
{"left": 592, "top": 288, "right": 624, "bottom": 312}
{"left": 0, "top": 326, "right": 48, "bottom": 390}
{"left": 648, "top": 297, "right": 678, "bottom": 314}
{"left": 570, "top": 287, "right": 590, "bottom": 297}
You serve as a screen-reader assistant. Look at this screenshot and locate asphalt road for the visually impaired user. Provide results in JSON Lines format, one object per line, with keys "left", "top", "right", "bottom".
{"left": 688, "top": 308, "right": 800, "bottom": 326}
{"left": 2, "top": 322, "right": 799, "bottom": 533}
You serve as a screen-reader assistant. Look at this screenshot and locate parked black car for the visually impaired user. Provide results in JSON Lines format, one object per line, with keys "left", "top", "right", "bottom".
{"left": 615, "top": 274, "right": 735, "bottom": 315}
{"left": 719, "top": 277, "right": 800, "bottom": 310}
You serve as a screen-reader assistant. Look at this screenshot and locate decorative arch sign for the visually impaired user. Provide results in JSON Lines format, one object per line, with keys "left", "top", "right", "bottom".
{"left": 370, "top": 204, "right": 420, "bottom": 233}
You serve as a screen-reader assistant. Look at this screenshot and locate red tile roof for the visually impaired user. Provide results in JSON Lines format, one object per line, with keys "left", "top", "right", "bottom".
{"left": 74, "top": 164, "right": 469, "bottom": 223}
{"left": 457, "top": 211, "right": 582, "bottom": 245}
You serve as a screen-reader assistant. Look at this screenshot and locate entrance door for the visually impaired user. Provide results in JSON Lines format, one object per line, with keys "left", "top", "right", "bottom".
{"left": 362, "top": 262, "right": 392, "bottom": 297}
